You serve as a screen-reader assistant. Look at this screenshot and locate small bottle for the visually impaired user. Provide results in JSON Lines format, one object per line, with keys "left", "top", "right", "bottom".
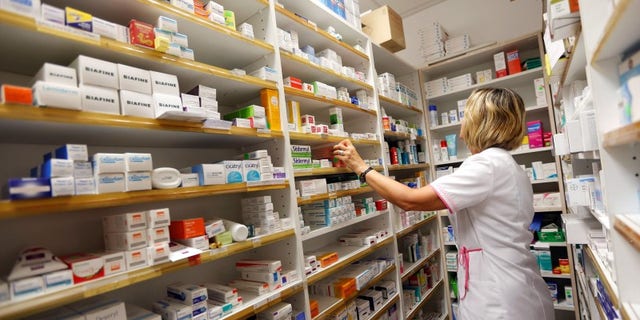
{"left": 440, "top": 140, "right": 449, "bottom": 161}
{"left": 429, "top": 105, "right": 438, "bottom": 128}
{"left": 441, "top": 112, "right": 449, "bottom": 126}
{"left": 449, "top": 110, "right": 458, "bottom": 123}
{"left": 432, "top": 140, "right": 441, "bottom": 162}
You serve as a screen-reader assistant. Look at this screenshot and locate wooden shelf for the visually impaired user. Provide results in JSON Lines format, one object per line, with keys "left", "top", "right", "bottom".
{"left": 297, "top": 186, "right": 374, "bottom": 206}
{"left": 396, "top": 214, "right": 438, "bottom": 238}
{"left": 0, "top": 228, "right": 295, "bottom": 319}
{"left": 426, "top": 67, "right": 544, "bottom": 101}
{"left": 0, "top": 180, "right": 289, "bottom": 219}
{"left": 284, "top": 87, "right": 377, "bottom": 117}
{"left": 273, "top": 5, "right": 369, "bottom": 65}
{"left": 584, "top": 245, "right": 619, "bottom": 307}
{"left": 312, "top": 265, "right": 396, "bottom": 320}
{"left": 603, "top": 121, "right": 640, "bottom": 148}
{"left": 614, "top": 215, "right": 640, "bottom": 253}
{"left": 294, "top": 166, "right": 382, "bottom": 178}
{"left": 302, "top": 210, "right": 388, "bottom": 241}
{"left": 387, "top": 163, "right": 430, "bottom": 172}
{"left": 307, "top": 236, "right": 394, "bottom": 285}
{"left": 0, "top": 10, "right": 276, "bottom": 107}
{"left": 289, "top": 131, "right": 379, "bottom": 147}
{"left": 280, "top": 50, "right": 373, "bottom": 92}
{"left": 590, "top": 0, "right": 640, "bottom": 62}
{"left": 378, "top": 95, "right": 422, "bottom": 114}
{"left": 404, "top": 280, "right": 444, "bottom": 320}
{"left": 401, "top": 249, "right": 440, "bottom": 281}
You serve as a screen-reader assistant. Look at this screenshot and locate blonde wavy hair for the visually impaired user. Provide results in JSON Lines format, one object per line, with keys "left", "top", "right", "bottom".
{"left": 460, "top": 88, "right": 526, "bottom": 153}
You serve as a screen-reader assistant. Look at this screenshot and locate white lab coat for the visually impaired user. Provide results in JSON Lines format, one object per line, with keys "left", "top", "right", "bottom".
{"left": 431, "top": 148, "right": 554, "bottom": 320}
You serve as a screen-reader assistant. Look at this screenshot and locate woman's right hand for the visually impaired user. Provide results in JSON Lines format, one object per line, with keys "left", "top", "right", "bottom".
{"left": 333, "top": 139, "right": 369, "bottom": 175}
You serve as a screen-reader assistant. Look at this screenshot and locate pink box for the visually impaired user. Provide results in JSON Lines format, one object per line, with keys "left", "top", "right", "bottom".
{"left": 301, "top": 114, "right": 315, "bottom": 126}
{"left": 527, "top": 120, "right": 543, "bottom": 148}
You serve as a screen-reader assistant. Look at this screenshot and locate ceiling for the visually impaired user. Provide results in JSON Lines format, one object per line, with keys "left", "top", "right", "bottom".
{"left": 358, "top": 0, "right": 447, "bottom": 18}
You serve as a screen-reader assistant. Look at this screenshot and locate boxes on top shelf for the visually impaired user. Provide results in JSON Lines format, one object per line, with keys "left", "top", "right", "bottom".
{"left": 361, "top": 5, "right": 405, "bottom": 52}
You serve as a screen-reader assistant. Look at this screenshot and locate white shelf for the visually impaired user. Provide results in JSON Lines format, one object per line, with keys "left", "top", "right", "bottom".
{"left": 531, "top": 178, "right": 559, "bottom": 185}
{"left": 426, "top": 67, "right": 544, "bottom": 101}
{"left": 302, "top": 210, "right": 388, "bottom": 241}
{"left": 622, "top": 302, "right": 640, "bottom": 320}
{"left": 590, "top": 208, "right": 611, "bottom": 230}
{"left": 223, "top": 280, "right": 304, "bottom": 320}
{"left": 614, "top": 215, "right": 640, "bottom": 253}
{"left": 422, "top": 41, "right": 497, "bottom": 67}
{"left": 541, "top": 272, "right": 572, "bottom": 279}
{"left": 401, "top": 249, "right": 440, "bottom": 280}
{"left": 511, "top": 146, "right": 554, "bottom": 156}
{"left": 584, "top": 245, "right": 619, "bottom": 307}
{"left": 531, "top": 241, "right": 567, "bottom": 249}
{"left": 444, "top": 242, "right": 456, "bottom": 246}
{"left": 554, "top": 300, "right": 575, "bottom": 311}
{"left": 404, "top": 280, "right": 444, "bottom": 320}
{"left": 431, "top": 105, "right": 547, "bottom": 133}
{"left": 590, "top": 0, "right": 640, "bottom": 62}
{"left": 371, "top": 42, "right": 415, "bottom": 76}
{"left": 525, "top": 105, "right": 550, "bottom": 112}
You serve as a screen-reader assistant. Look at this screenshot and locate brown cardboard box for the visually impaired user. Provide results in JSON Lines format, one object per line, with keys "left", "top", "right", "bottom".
{"left": 361, "top": 5, "right": 405, "bottom": 52}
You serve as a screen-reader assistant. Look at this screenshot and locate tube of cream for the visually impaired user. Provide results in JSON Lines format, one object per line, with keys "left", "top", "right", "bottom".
{"left": 445, "top": 134, "right": 457, "bottom": 160}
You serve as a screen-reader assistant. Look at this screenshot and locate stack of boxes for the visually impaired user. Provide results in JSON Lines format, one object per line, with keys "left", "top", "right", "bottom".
{"left": 402, "top": 259, "right": 439, "bottom": 311}
{"left": 146, "top": 16, "right": 193, "bottom": 60}
{"left": 423, "top": 77, "right": 447, "bottom": 98}
{"left": 188, "top": 84, "right": 220, "bottom": 120}
{"left": 300, "top": 196, "right": 356, "bottom": 229}
{"left": 446, "top": 73, "right": 474, "bottom": 92}
{"left": 291, "top": 145, "right": 313, "bottom": 170}
{"left": 223, "top": 104, "right": 267, "bottom": 129}
{"left": 228, "top": 260, "right": 283, "bottom": 295}
{"left": 257, "top": 302, "right": 293, "bottom": 320}
{"left": 93, "top": 151, "right": 153, "bottom": 194}
{"left": 241, "top": 195, "right": 282, "bottom": 236}
{"left": 5, "top": 248, "right": 74, "bottom": 301}
{"left": 203, "top": 283, "right": 242, "bottom": 319}
{"left": 378, "top": 73, "right": 396, "bottom": 99}
{"left": 317, "top": 48, "right": 343, "bottom": 75}
{"left": 103, "top": 208, "right": 172, "bottom": 273}
{"left": 154, "top": 283, "right": 208, "bottom": 320}
{"left": 170, "top": 217, "right": 209, "bottom": 251}
{"left": 419, "top": 22, "right": 448, "bottom": 62}
{"left": 444, "top": 34, "right": 471, "bottom": 55}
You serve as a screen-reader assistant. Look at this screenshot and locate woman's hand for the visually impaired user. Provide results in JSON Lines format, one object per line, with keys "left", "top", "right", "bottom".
{"left": 333, "top": 139, "right": 369, "bottom": 175}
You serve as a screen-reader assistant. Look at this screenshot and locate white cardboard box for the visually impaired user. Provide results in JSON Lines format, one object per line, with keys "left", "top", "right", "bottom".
{"left": 117, "top": 64, "right": 151, "bottom": 94}
{"left": 119, "top": 90, "right": 154, "bottom": 118}
{"left": 70, "top": 55, "right": 119, "bottom": 89}
{"left": 80, "top": 84, "right": 120, "bottom": 114}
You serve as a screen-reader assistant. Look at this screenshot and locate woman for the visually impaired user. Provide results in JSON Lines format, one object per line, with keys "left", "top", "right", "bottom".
{"left": 333, "top": 88, "right": 554, "bottom": 319}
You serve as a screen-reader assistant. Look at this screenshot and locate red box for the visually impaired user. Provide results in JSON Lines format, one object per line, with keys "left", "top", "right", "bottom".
{"left": 375, "top": 199, "right": 388, "bottom": 211}
{"left": 506, "top": 50, "right": 522, "bottom": 75}
{"left": 284, "top": 76, "right": 303, "bottom": 90}
{"left": 1, "top": 84, "right": 32, "bottom": 105}
{"left": 170, "top": 218, "right": 205, "bottom": 239}
{"left": 60, "top": 253, "right": 104, "bottom": 284}
{"left": 129, "top": 19, "right": 155, "bottom": 49}
{"left": 310, "top": 299, "right": 319, "bottom": 318}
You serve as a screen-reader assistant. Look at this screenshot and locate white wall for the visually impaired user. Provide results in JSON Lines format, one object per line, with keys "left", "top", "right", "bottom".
{"left": 396, "top": 0, "right": 544, "bottom": 67}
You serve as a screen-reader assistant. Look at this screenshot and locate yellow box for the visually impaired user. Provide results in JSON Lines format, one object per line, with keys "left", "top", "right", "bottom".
{"left": 224, "top": 10, "right": 236, "bottom": 31}
{"left": 65, "top": 7, "right": 92, "bottom": 32}
{"left": 361, "top": 5, "right": 405, "bottom": 53}
{"left": 260, "top": 89, "right": 281, "bottom": 131}
{"left": 286, "top": 100, "right": 301, "bottom": 132}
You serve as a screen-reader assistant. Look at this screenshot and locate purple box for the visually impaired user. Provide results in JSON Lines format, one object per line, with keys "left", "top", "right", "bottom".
{"left": 8, "top": 177, "right": 52, "bottom": 200}
{"left": 527, "top": 120, "right": 543, "bottom": 149}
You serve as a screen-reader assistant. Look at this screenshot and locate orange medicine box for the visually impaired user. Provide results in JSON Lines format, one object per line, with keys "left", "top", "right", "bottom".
{"left": 506, "top": 49, "right": 522, "bottom": 75}
{"left": 169, "top": 218, "right": 205, "bottom": 239}
{"left": 309, "top": 299, "right": 319, "bottom": 318}
{"left": 260, "top": 89, "right": 281, "bottom": 131}
{"left": 1, "top": 85, "right": 32, "bottom": 105}
{"left": 129, "top": 19, "right": 155, "bottom": 49}
{"left": 334, "top": 278, "right": 357, "bottom": 298}
{"left": 317, "top": 252, "right": 339, "bottom": 268}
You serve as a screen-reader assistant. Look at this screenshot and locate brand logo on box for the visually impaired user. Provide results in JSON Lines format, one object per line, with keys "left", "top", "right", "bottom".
{"left": 132, "top": 213, "right": 143, "bottom": 222}
{"left": 291, "top": 145, "right": 310, "bottom": 153}
{"left": 85, "top": 67, "right": 115, "bottom": 76}
{"left": 86, "top": 94, "right": 115, "bottom": 103}
{"left": 154, "top": 80, "right": 177, "bottom": 87}
{"left": 159, "top": 102, "right": 180, "bottom": 109}
{"left": 131, "top": 251, "right": 141, "bottom": 259}
{"left": 126, "top": 100, "right": 151, "bottom": 108}
{"left": 49, "top": 72, "right": 73, "bottom": 80}
{"left": 123, "top": 74, "right": 148, "bottom": 83}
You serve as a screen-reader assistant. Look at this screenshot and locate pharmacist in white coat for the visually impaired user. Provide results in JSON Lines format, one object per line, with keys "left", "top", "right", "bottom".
{"left": 334, "top": 88, "right": 553, "bottom": 320}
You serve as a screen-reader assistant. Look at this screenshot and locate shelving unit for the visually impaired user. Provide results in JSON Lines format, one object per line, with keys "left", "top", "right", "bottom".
{"left": 404, "top": 280, "right": 444, "bottom": 320}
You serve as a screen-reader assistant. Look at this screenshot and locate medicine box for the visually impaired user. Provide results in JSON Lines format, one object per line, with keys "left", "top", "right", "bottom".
{"left": 32, "top": 81, "right": 81, "bottom": 110}
{"left": 69, "top": 55, "right": 119, "bottom": 89}
{"left": 42, "top": 158, "right": 74, "bottom": 178}
{"left": 175, "top": 235, "right": 209, "bottom": 251}
{"left": 192, "top": 302, "right": 208, "bottom": 318}
{"left": 126, "top": 304, "right": 161, "bottom": 320}
{"left": 125, "top": 171, "right": 152, "bottom": 191}
{"left": 119, "top": 90, "right": 154, "bottom": 118}
{"left": 79, "top": 84, "right": 120, "bottom": 115}
{"left": 260, "top": 88, "right": 281, "bottom": 131}
{"left": 152, "top": 93, "right": 182, "bottom": 118}
{"left": 64, "top": 6, "right": 92, "bottom": 32}
{"left": 153, "top": 299, "right": 192, "bottom": 320}
{"left": 129, "top": 19, "right": 155, "bottom": 49}
{"left": 51, "top": 144, "right": 88, "bottom": 162}
{"left": 527, "top": 120, "right": 543, "bottom": 148}
{"left": 1, "top": 0, "right": 41, "bottom": 18}
{"left": 117, "top": 64, "right": 151, "bottom": 94}
{"left": 167, "top": 282, "right": 208, "bottom": 305}
{"left": 60, "top": 253, "right": 104, "bottom": 284}
{"left": 1, "top": 84, "right": 32, "bottom": 105}
{"left": 242, "top": 160, "right": 261, "bottom": 182}
{"left": 43, "top": 269, "right": 73, "bottom": 291}
{"left": 100, "top": 251, "right": 126, "bottom": 276}
{"left": 169, "top": 218, "right": 205, "bottom": 239}
{"left": 147, "top": 208, "right": 171, "bottom": 228}
{"left": 203, "top": 283, "right": 237, "bottom": 303}
{"left": 147, "top": 242, "right": 171, "bottom": 266}
{"left": 40, "top": 2, "right": 61, "bottom": 24}
{"left": 105, "top": 229, "right": 148, "bottom": 251}
{"left": 219, "top": 160, "right": 243, "bottom": 183}
{"left": 181, "top": 93, "right": 200, "bottom": 109}
{"left": 10, "top": 276, "right": 45, "bottom": 300}
{"left": 149, "top": 71, "right": 180, "bottom": 96}
{"left": 235, "top": 260, "right": 282, "bottom": 273}
{"left": 147, "top": 226, "right": 170, "bottom": 244}
{"left": 191, "top": 164, "right": 225, "bottom": 186}
{"left": 125, "top": 153, "right": 153, "bottom": 172}
{"left": 181, "top": 173, "right": 199, "bottom": 187}
{"left": 506, "top": 50, "right": 522, "bottom": 75}
{"left": 103, "top": 211, "right": 147, "bottom": 232}
{"left": 93, "top": 153, "right": 126, "bottom": 174}
{"left": 8, "top": 177, "right": 51, "bottom": 200}
{"left": 188, "top": 85, "right": 216, "bottom": 99}
{"left": 51, "top": 176, "right": 75, "bottom": 197}
{"left": 125, "top": 248, "right": 148, "bottom": 270}
{"left": 74, "top": 177, "right": 94, "bottom": 195}
{"left": 95, "top": 173, "right": 125, "bottom": 193}
{"left": 34, "top": 62, "right": 77, "bottom": 87}
{"left": 93, "top": 17, "right": 128, "bottom": 43}
{"left": 493, "top": 52, "right": 507, "bottom": 78}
